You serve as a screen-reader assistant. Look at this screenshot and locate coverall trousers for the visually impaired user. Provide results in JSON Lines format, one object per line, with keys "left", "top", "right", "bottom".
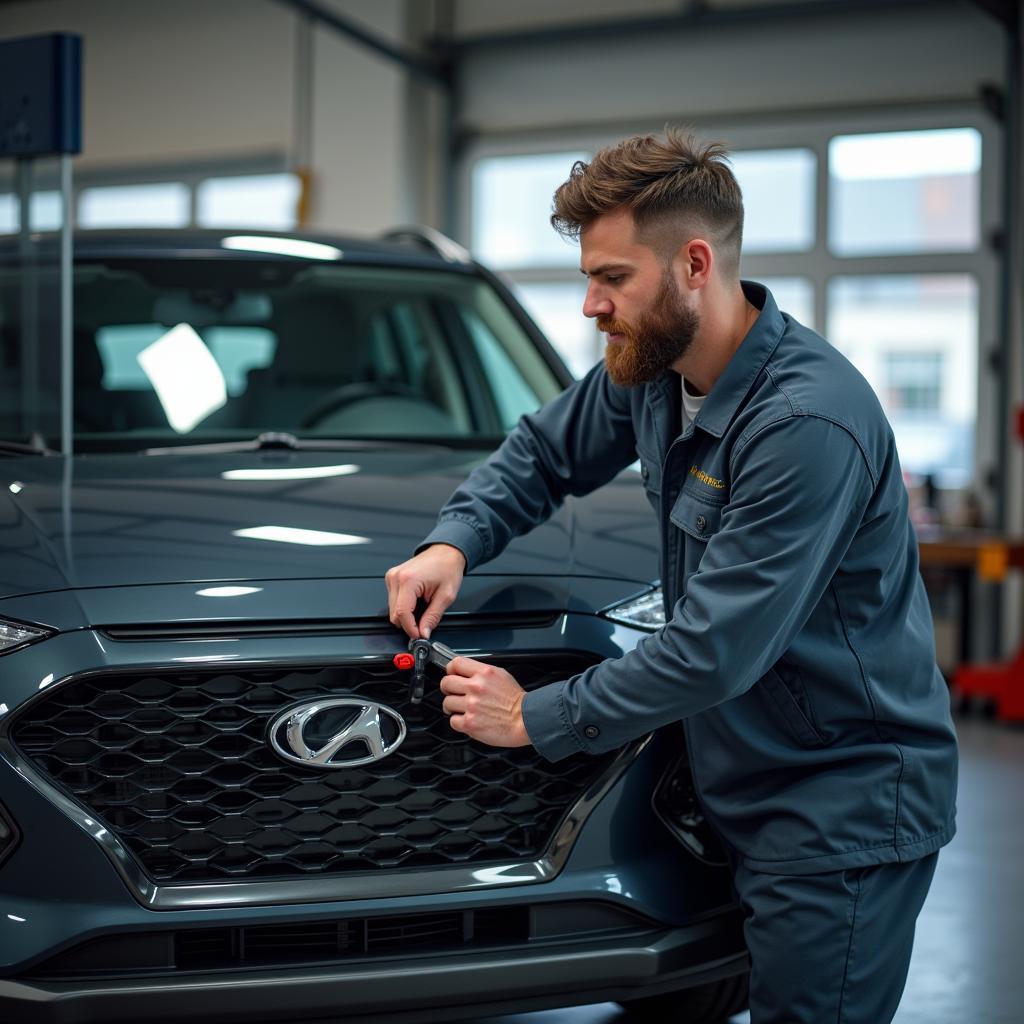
{"left": 733, "top": 852, "right": 939, "bottom": 1024}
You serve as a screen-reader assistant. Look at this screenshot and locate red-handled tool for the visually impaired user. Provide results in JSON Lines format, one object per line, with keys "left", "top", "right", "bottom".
{"left": 392, "top": 638, "right": 457, "bottom": 703}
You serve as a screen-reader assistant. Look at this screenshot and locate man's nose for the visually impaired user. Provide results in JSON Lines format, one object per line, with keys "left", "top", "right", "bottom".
{"left": 582, "top": 284, "right": 612, "bottom": 319}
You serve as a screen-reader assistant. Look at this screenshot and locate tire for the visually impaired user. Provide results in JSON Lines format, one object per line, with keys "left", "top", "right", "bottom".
{"left": 617, "top": 971, "right": 750, "bottom": 1023}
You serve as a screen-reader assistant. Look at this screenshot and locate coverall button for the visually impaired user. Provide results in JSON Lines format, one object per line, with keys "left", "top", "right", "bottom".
{"left": 696, "top": 514, "right": 707, "bottom": 532}
{"left": 583, "top": 725, "right": 600, "bottom": 739}
{"left": 641, "top": 465, "right": 650, "bottom": 481}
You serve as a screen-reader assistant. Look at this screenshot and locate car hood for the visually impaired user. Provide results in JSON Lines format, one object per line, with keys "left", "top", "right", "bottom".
{"left": 0, "top": 449, "right": 659, "bottom": 601}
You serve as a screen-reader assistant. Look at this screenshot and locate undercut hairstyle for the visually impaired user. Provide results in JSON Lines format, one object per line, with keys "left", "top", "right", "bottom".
{"left": 551, "top": 127, "right": 744, "bottom": 280}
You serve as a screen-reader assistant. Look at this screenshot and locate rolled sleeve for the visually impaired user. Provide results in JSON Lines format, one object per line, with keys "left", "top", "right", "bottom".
{"left": 523, "top": 414, "right": 875, "bottom": 760}
{"left": 416, "top": 516, "right": 488, "bottom": 573}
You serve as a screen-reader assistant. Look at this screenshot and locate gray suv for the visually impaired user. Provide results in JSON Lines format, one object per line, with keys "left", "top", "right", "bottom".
{"left": 0, "top": 228, "right": 747, "bottom": 1023}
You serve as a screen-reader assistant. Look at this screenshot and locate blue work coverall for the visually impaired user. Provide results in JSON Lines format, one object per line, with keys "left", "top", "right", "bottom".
{"left": 420, "top": 282, "right": 958, "bottom": 1022}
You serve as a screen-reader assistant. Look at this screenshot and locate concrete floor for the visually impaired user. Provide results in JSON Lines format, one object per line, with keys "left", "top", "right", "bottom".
{"left": 467, "top": 714, "right": 1024, "bottom": 1024}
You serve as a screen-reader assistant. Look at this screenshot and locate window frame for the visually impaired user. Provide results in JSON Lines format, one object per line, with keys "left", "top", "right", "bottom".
{"left": 458, "top": 102, "right": 1001, "bottom": 496}
{"left": 0, "top": 155, "right": 300, "bottom": 234}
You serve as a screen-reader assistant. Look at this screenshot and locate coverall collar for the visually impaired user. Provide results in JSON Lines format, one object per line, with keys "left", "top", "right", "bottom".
{"left": 670, "top": 280, "right": 787, "bottom": 440}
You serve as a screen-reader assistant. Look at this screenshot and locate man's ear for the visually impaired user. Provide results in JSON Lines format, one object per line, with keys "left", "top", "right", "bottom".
{"left": 672, "top": 238, "right": 713, "bottom": 291}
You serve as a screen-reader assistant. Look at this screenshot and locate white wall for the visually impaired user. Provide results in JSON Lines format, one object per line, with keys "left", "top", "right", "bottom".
{"left": 307, "top": 0, "right": 408, "bottom": 232}
{"left": 1, "top": 0, "right": 294, "bottom": 168}
{"left": 0, "top": 0, "right": 440, "bottom": 233}
{"left": 454, "top": 5, "right": 1005, "bottom": 136}
{"left": 1, "top": 0, "right": 1005, "bottom": 235}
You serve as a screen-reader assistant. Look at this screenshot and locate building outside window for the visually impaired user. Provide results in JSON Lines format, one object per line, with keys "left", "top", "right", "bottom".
{"left": 884, "top": 351, "right": 945, "bottom": 415}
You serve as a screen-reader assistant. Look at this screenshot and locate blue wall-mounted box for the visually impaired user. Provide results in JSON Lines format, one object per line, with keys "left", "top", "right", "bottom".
{"left": 0, "top": 32, "right": 82, "bottom": 157}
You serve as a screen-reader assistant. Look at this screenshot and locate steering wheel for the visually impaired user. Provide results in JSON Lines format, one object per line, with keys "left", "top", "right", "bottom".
{"left": 299, "top": 381, "right": 425, "bottom": 429}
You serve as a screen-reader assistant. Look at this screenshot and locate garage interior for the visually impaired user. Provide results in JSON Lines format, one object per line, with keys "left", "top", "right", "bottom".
{"left": 1, "top": 1, "right": 1022, "bottom": 1022}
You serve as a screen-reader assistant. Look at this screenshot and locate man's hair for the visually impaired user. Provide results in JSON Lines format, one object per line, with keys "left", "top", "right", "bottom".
{"left": 550, "top": 127, "right": 744, "bottom": 279}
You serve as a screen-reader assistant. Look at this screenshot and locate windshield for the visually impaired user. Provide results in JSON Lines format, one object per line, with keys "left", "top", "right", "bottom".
{"left": 0, "top": 257, "right": 565, "bottom": 450}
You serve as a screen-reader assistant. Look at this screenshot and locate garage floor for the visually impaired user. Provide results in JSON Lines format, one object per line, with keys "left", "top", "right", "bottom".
{"left": 469, "top": 714, "right": 1024, "bottom": 1024}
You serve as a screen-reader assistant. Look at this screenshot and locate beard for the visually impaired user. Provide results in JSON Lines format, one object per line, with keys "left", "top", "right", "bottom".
{"left": 598, "top": 275, "right": 700, "bottom": 388}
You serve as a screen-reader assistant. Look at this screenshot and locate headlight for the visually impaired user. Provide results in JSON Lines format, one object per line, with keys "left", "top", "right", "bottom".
{"left": 600, "top": 585, "right": 666, "bottom": 631}
{"left": 0, "top": 617, "right": 49, "bottom": 655}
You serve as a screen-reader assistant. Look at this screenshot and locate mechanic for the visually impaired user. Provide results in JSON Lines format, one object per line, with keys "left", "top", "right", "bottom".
{"left": 384, "top": 128, "right": 958, "bottom": 1024}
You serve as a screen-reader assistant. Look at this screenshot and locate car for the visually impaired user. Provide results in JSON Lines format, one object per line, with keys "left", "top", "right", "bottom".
{"left": 0, "top": 226, "right": 748, "bottom": 1023}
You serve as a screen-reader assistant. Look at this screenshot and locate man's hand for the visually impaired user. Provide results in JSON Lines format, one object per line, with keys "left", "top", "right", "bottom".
{"left": 440, "top": 657, "right": 532, "bottom": 748}
{"left": 385, "top": 544, "right": 466, "bottom": 639}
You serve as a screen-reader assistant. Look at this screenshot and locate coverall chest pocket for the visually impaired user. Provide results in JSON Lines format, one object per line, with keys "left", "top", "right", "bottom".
{"left": 669, "top": 491, "right": 723, "bottom": 542}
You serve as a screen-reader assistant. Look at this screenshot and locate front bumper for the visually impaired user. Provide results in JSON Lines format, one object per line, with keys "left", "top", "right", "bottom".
{"left": 0, "top": 917, "right": 748, "bottom": 1024}
{"left": 0, "top": 586, "right": 743, "bottom": 1020}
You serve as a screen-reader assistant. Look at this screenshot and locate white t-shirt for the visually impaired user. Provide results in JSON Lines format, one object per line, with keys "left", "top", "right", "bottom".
{"left": 682, "top": 376, "right": 707, "bottom": 432}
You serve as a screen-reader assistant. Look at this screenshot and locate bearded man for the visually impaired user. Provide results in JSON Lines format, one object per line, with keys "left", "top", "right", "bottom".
{"left": 385, "top": 129, "right": 958, "bottom": 1024}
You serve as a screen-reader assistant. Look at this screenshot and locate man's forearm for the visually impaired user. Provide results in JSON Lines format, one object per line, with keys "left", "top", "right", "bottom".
{"left": 420, "top": 366, "right": 638, "bottom": 571}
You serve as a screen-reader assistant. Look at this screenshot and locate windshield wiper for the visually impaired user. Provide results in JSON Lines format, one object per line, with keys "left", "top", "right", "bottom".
{"left": 141, "top": 432, "right": 456, "bottom": 455}
{"left": 0, "top": 439, "right": 58, "bottom": 456}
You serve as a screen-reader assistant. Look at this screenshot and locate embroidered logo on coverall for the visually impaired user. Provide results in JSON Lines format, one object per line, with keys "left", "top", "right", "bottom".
{"left": 689, "top": 466, "right": 726, "bottom": 489}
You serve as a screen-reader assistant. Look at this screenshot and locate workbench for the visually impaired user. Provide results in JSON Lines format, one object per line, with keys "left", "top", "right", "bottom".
{"left": 918, "top": 533, "right": 1024, "bottom": 722}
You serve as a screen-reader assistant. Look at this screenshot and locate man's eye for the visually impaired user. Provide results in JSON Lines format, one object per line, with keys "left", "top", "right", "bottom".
{"left": 606, "top": 275, "right": 623, "bottom": 284}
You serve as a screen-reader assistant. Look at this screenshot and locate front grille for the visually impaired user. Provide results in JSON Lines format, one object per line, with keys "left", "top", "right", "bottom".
{"left": 11, "top": 654, "right": 611, "bottom": 885}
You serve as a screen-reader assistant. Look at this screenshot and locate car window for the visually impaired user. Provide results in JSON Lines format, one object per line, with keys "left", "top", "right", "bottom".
{"left": 459, "top": 306, "right": 542, "bottom": 432}
{"left": 204, "top": 327, "right": 277, "bottom": 396}
{"left": 95, "top": 324, "right": 165, "bottom": 389}
{"left": 360, "top": 297, "right": 473, "bottom": 433}
{"left": 0, "top": 258, "right": 566, "bottom": 449}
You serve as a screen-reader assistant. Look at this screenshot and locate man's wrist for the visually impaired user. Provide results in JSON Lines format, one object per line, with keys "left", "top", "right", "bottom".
{"left": 430, "top": 543, "right": 467, "bottom": 572}
{"left": 513, "top": 690, "right": 531, "bottom": 746}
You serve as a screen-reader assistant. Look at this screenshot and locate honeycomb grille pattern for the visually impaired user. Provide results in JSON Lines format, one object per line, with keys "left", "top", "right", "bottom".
{"left": 11, "top": 655, "right": 610, "bottom": 884}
